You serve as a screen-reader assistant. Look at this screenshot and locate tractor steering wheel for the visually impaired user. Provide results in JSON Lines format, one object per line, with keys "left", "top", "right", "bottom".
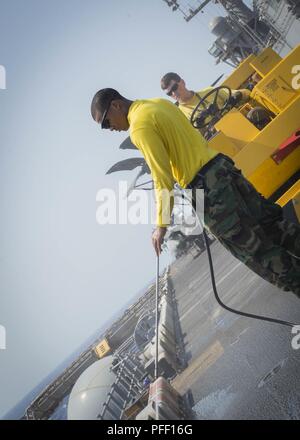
{"left": 190, "top": 86, "right": 232, "bottom": 130}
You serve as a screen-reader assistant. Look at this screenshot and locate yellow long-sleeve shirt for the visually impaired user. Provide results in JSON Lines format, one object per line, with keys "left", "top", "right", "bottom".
{"left": 178, "top": 87, "right": 251, "bottom": 121}
{"left": 128, "top": 98, "right": 218, "bottom": 227}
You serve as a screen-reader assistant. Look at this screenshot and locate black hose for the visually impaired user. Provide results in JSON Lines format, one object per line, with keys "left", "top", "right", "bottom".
{"left": 201, "top": 227, "right": 298, "bottom": 328}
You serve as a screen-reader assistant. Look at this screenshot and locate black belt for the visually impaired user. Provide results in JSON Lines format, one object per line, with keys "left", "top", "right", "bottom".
{"left": 187, "top": 153, "right": 232, "bottom": 189}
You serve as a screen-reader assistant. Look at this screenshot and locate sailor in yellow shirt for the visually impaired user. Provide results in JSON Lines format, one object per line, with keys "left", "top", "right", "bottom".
{"left": 91, "top": 88, "right": 217, "bottom": 230}
{"left": 160, "top": 72, "right": 250, "bottom": 122}
{"left": 91, "top": 88, "right": 218, "bottom": 251}
{"left": 90, "top": 88, "right": 300, "bottom": 296}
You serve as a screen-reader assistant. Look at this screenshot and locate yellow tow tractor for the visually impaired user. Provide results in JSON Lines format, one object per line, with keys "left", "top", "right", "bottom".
{"left": 190, "top": 44, "right": 300, "bottom": 223}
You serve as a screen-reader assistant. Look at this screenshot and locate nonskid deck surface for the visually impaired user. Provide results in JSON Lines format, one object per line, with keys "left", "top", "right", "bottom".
{"left": 169, "top": 241, "right": 300, "bottom": 420}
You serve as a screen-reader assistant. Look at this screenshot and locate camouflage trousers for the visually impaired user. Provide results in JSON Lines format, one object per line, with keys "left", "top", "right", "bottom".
{"left": 191, "top": 155, "right": 300, "bottom": 297}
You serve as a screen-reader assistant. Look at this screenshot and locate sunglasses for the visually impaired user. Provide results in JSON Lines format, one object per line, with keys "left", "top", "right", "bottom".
{"left": 101, "top": 100, "right": 113, "bottom": 129}
{"left": 166, "top": 82, "right": 179, "bottom": 96}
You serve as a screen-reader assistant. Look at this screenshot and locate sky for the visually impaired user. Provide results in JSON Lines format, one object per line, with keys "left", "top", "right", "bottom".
{"left": 0, "top": 0, "right": 233, "bottom": 417}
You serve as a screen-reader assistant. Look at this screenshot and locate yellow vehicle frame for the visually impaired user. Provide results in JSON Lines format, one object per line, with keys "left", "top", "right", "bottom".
{"left": 207, "top": 45, "right": 300, "bottom": 222}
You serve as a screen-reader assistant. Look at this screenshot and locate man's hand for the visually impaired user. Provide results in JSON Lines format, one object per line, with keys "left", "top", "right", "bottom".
{"left": 228, "top": 91, "right": 243, "bottom": 107}
{"left": 229, "top": 89, "right": 250, "bottom": 107}
{"left": 152, "top": 227, "right": 167, "bottom": 256}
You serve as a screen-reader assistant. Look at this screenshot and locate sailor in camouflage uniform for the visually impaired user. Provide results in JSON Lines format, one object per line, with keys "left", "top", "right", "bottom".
{"left": 189, "top": 155, "right": 300, "bottom": 296}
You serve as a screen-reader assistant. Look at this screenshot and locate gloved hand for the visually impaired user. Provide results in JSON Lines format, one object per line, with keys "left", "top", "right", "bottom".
{"left": 195, "top": 108, "right": 211, "bottom": 127}
{"left": 228, "top": 91, "right": 243, "bottom": 107}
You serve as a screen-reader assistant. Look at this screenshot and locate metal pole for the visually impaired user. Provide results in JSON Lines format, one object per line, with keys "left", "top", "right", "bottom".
{"left": 155, "top": 254, "right": 159, "bottom": 380}
{"left": 155, "top": 254, "right": 160, "bottom": 420}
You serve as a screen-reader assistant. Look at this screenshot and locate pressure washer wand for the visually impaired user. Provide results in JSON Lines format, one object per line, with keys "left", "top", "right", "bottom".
{"left": 155, "top": 254, "right": 160, "bottom": 420}
{"left": 155, "top": 254, "right": 159, "bottom": 380}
